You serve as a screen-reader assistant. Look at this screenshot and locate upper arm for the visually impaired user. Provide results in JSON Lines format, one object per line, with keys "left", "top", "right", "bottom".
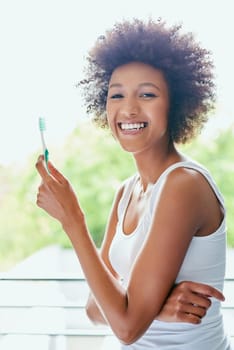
{"left": 125, "top": 168, "right": 206, "bottom": 339}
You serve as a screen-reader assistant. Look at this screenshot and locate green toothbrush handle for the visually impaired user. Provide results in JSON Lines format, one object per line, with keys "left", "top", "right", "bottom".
{"left": 44, "top": 148, "right": 49, "bottom": 172}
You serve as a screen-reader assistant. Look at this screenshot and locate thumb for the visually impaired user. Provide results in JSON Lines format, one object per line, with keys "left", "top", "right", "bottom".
{"left": 47, "top": 161, "right": 67, "bottom": 184}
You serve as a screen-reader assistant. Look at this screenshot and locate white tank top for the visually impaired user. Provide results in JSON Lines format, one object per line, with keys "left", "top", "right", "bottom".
{"left": 109, "top": 160, "right": 231, "bottom": 349}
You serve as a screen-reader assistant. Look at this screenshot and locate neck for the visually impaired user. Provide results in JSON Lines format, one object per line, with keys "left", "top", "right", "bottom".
{"left": 133, "top": 142, "right": 183, "bottom": 191}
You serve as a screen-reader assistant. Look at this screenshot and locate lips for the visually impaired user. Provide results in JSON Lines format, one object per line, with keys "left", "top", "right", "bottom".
{"left": 118, "top": 122, "right": 148, "bottom": 130}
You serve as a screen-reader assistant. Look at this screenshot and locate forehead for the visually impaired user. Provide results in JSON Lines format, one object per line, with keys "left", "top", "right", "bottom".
{"left": 109, "top": 61, "right": 167, "bottom": 88}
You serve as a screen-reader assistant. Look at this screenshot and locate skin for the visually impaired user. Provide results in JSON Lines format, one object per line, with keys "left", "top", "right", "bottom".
{"left": 36, "top": 62, "right": 225, "bottom": 345}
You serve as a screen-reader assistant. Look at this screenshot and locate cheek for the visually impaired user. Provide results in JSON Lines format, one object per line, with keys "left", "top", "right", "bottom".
{"left": 106, "top": 104, "right": 115, "bottom": 126}
{"left": 156, "top": 100, "right": 169, "bottom": 121}
{"left": 106, "top": 109, "right": 111, "bottom": 125}
{"left": 106, "top": 114, "right": 117, "bottom": 140}
{"left": 106, "top": 111, "right": 116, "bottom": 134}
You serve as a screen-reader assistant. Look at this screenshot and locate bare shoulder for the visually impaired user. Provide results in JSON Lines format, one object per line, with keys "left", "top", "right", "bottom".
{"left": 154, "top": 167, "right": 205, "bottom": 226}
{"left": 163, "top": 166, "right": 212, "bottom": 196}
{"left": 160, "top": 166, "right": 222, "bottom": 235}
{"left": 161, "top": 166, "right": 217, "bottom": 213}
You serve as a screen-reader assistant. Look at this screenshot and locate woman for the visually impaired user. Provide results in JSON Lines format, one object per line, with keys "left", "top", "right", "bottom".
{"left": 36, "top": 19, "right": 231, "bottom": 349}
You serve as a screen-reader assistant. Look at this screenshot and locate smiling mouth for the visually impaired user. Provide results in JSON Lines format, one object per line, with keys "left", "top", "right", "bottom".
{"left": 118, "top": 122, "right": 148, "bottom": 130}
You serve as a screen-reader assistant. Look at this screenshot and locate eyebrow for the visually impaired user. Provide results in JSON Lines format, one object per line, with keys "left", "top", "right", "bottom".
{"left": 109, "top": 82, "right": 161, "bottom": 91}
{"left": 108, "top": 83, "right": 122, "bottom": 89}
{"left": 139, "top": 82, "right": 161, "bottom": 91}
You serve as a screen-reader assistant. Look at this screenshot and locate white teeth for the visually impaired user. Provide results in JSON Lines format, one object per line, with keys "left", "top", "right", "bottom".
{"left": 120, "top": 123, "right": 146, "bottom": 130}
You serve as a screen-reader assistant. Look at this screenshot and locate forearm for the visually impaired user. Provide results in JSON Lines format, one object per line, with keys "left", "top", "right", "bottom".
{"left": 63, "top": 219, "right": 131, "bottom": 339}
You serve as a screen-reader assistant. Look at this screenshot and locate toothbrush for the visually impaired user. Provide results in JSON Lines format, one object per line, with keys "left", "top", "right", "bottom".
{"left": 38, "top": 117, "right": 49, "bottom": 172}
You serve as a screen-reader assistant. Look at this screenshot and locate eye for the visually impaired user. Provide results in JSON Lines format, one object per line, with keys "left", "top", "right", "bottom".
{"left": 140, "top": 92, "right": 157, "bottom": 98}
{"left": 109, "top": 93, "right": 124, "bottom": 99}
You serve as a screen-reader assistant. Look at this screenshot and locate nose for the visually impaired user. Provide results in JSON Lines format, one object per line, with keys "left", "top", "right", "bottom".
{"left": 119, "top": 96, "right": 139, "bottom": 118}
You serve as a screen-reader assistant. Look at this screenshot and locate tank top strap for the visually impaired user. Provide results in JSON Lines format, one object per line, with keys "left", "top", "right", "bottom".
{"left": 117, "top": 174, "right": 139, "bottom": 220}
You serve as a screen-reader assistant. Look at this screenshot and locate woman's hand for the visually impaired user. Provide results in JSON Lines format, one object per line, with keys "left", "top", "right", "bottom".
{"left": 35, "top": 155, "right": 84, "bottom": 230}
{"left": 156, "top": 281, "right": 225, "bottom": 324}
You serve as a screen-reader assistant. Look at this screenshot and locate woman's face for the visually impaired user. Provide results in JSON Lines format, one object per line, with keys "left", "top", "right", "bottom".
{"left": 106, "top": 62, "right": 170, "bottom": 155}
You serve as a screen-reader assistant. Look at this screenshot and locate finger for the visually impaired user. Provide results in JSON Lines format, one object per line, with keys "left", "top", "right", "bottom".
{"left": 177, "top": 311, "right": 201, "bottom": 325}
{"left": 197, "top": 286, "right": 224, "bottom": 301}
{"left": 35, "top": 155, "right": 50, "bottom": 181}
{"left": 196, "top": 289, "right": 225, "bottom": 302}
{"left": 186, "top": 281, "right": 225, "bottom": 301}
{"left": 47, "top": 161, "right": 67, "bottom": 185}
{"left": 185, "top": 312, "right": 202, "bottom": 325}
{"left": 188, "top": 294, "right": 211, "bottom": 310}
{"left": 181, "top": 303, "right": 207, "bottom": 319}
{"left": 191, "top": 305, "right": 207, "bottom": 318}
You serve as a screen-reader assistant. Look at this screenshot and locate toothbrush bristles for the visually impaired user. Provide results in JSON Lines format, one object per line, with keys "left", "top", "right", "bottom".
{"left": 38, "top": 117, "right": 47, "bottom": 151}
{"left": 39, "top": 117, "right": 46, "bottom": 131}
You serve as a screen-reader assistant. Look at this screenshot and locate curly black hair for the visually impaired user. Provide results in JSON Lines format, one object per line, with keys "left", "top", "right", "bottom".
{"left": 79, "top": 18, "right": 216, "bottom": 143}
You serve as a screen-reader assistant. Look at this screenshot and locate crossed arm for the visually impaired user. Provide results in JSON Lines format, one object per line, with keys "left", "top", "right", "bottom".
{"left": 86, "top": 280, "right": 224, "bottom": 326}
{"left": 36, "top": 157, "right": 225, "bottom": 344}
